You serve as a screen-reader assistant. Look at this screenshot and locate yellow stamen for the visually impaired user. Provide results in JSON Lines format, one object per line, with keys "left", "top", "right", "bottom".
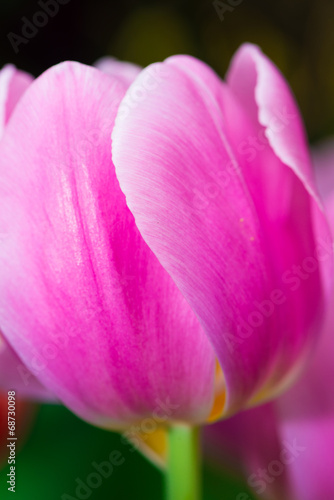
{"left": 207, "top": 360, "right": 226, "bottom": 423}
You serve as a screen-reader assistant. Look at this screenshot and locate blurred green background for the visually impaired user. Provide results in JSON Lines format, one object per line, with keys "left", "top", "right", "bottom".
{"left": 1, "top": 0, "right": 333, "bottom": 498}
{"left": 0, "top": 404, "right": 256, "bottom": 499}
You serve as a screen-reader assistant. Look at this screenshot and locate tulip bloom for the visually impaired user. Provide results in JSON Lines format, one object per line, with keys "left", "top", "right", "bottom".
{"left": 204, "top": 142, "right": 334, "bottom": 500}
{"left": 0, "top": 44, "right": 331, "bottom": 436}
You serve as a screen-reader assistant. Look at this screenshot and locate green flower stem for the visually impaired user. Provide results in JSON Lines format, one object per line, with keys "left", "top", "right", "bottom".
{"left": 166, "top": 424, "right": 201, "bottom": 500}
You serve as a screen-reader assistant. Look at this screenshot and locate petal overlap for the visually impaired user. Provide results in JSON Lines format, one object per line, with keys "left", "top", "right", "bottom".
{"left": 112, "top": 44, "right": 331, "bottom": 417}
{"left": 0, "top": 62, "right": 216, "bottom": 428}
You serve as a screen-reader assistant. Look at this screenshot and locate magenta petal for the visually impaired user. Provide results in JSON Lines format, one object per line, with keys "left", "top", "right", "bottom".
{"left": 0, "top": 62, "right": 215, "bottom": 427}
{"left": 0, "top": 334, "right": 54, "bottom": 401}
{"left": 205, "top": 403, "right": 290, "bottom": 500}
{"left": 276, "top": 305, "right": 334, "bottom": 500}
{"left": 112, "top": 50, "right": 331, "bottom": 416}
{"left": 313, "top": 138, "right": 334, "bottom": 202}
{"left": 227, "top": 44, "right": 317, "bottom": 200}
{"left": 94, "top": 56, "right": 141, "bottom": 85}
{"left": 227, "top": 44, "right": 333, "bottom": 298}
{"left": 206, "top": 297, "right": 334, "bottom": 500}
{"left": 206, "top": 143, "right": 334, "bottom": 500}
{"left": 0, "top": 64, "right": 33, "bottom": 137}
{"left": 273, "top": 147, "right": 334, "bottom": 500}
{"left": 205, "top": 153, "right": 334, "bottom": 499}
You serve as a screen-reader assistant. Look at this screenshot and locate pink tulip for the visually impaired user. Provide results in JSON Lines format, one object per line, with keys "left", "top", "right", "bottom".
{"left": 0, "top": 44, "right": 331, "bottom": 431}
{"left": 204, "top": 141, "right": 334, "bottom": 500}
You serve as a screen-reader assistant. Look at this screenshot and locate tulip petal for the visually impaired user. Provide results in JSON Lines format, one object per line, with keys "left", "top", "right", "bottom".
{"left": 274, "top": 150, "right": 334, "bottom": 500}
{"left": 0, "top": 62, "right": 216, "bottom": 428}
{"left": 277, "top": 318, "right": 334, "bottom": 500}
{"left": 205, "top": 300, "right": 334, "bottom": 500}
{"left": 227, "top": 43, "right": 333, "bottom": 298}
{"left": 227, "top": 44, "right": 317, "bottom": 201}
{"left": 0, "top": 334, "right": 54, "bottom": 401}
{"left": 94, "top": 56, "right": 141, "bottom": 86}
{"left": 112, "top": 48, "right": 330, "bottom": 417}
{"left": 0, "top": 64, "right": 33, "bottom": 138}
{"left": 204, "top": 403, "right": 290, "bottom": 500}
{"left": 313, "top": 138, "right": 334, "bottom": 201}
{"left": 204, "top": 142, "right": 334, "bottom": 500}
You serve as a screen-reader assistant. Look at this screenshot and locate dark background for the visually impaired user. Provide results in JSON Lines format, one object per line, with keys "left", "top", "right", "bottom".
{"left": 1, "top": 0, "right": 334, "bottom": 142}
{"left": 1, "top": 0, "right": 333, "bottom": 498}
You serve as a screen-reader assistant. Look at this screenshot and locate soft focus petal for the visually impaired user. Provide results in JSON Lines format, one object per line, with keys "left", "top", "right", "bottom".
{"left": 0, "top": 333, "right": 55, "bottom": 401}
{"left": 227, "top": 43, "right": 332, "bottom": 299}
{"left": 313, "top": 138, "right": 334, "bottom": 202}
{"left": 112, "top": 46, "right": 330, "bottom": 417}
{"left": 206, "top": 297, "right": 334, "bottom": 500}
{"left": 0, "top": 62, "right": 216, "bottom": 428}
{"left": 94, "top": 56, "right": 141, "bottom": 86}
{"left": 205, "top": 403, "right": 290, "bottom": 500}
{"left": 275, "top": 302, "right": 334, "bottom": 500}
{"left": 0, "top": 64, "right": 33, "bottom": 138}
{"left": 204, "top": 145, "right": 334, "bottom": 500}
{"left": 227, "top": 44, "right": 317, "bottom": 202}
{"left": 272, "top": 147, "right": 334, "bottom": 500}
